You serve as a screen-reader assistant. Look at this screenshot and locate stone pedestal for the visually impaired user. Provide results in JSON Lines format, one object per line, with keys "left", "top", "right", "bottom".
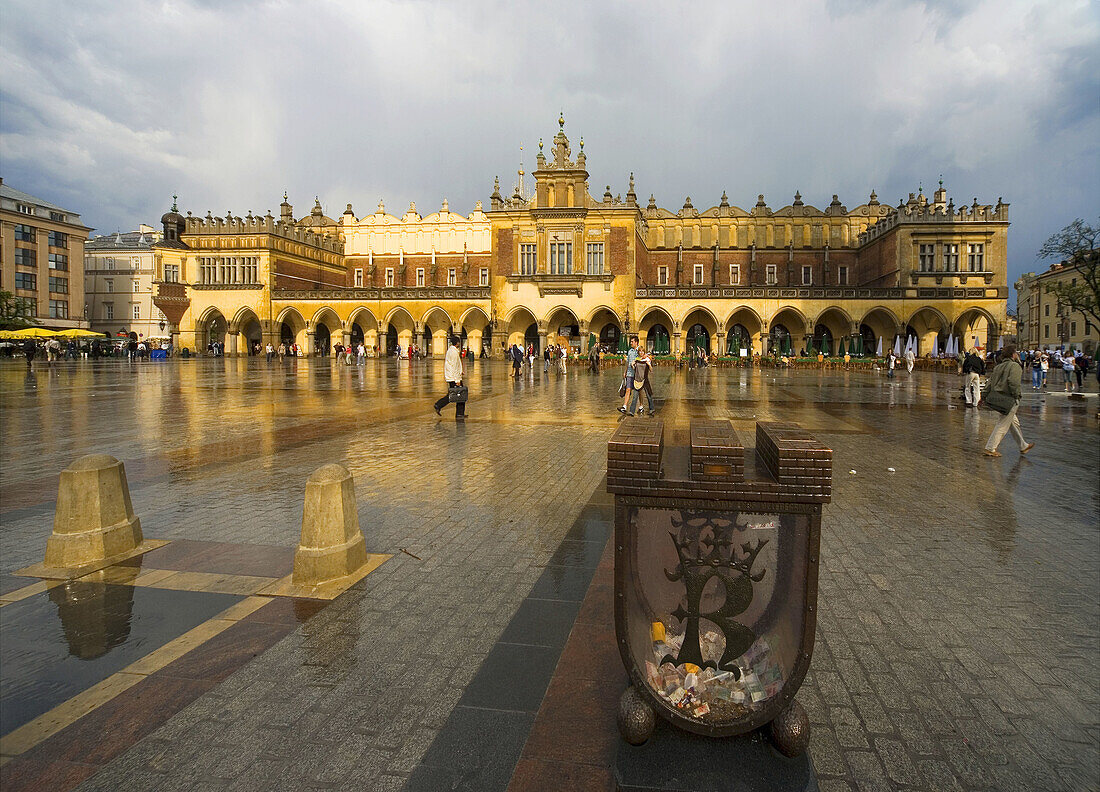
{"left": 45, "top": 454, "right": 144, "bottom": 569}
{"left": 293, "top": 464, "right": 368, "bottom": 587}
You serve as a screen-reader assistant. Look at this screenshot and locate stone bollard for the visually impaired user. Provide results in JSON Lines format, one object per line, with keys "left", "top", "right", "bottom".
{"left": 45, "top": 454, "right": 144, "bottom": 569}
{"left": 293, "top": 464, "right": 369, "bottom": 587}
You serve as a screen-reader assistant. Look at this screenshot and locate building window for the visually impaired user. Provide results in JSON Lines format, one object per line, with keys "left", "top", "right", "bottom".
{"left": 14, "top": 248, "right": 36, "bottom": 267}
{"left": 967, "top": 243, "right": 984, "bottom": 271}
{"left": 105, "top": 279, "right": 114, "bottom": 292}
{"left": 1045, "top": 304, "right": 1050, "bottom": 317}
{"left": 729, "top": 264, "right": 739, "bottom": 285}
{"left": 838, "top": 265, "right": 848, "bottom": 286}
{"left": 693, "top": 263, "right": 705, "bottom": 284}
{"left": 918, "top": 244, "right": 935, "bottom": 272}
{"left": 1044, "top": 325, "right": 1049, "bottom": 338}
{"left": 50, "top": 211, "right": 66, "bottom": 222}
{"left": 519, "top": 244, "right": 537, "bottom": 275}
{"left": 105, "top": 257, "right": 114, "bottom": 269}
{"left": 48, "top": 230, "right": 68, "bottom": 248}
{"left": 133, "top": 280, "right": 141, "bottom": 292}
{"left": 943, "top": 244, "right": 959, "bottom": 272}
{"left": 15, "top": 272, "right": 36, "bottom": 290}
{"left": 164, "top": 265, "right": 179, "bottom": 283}
{"left": 766, "top": 264, "right": 777, "bottom": 285}
{"left": 479, "top": 267, "right": 489, "bottom": 287}
{"left": 802, "top": 265, "right": 812, "bottom": 285}
{"left": 1071, "top": 321, "right": 1077, "bottom": 335}
{"left": 133, "top": 304, "right": 141, "bottom": 321}
{"left": 1086, "top": 323, "right": 1091, "bottom": 336}
{"left": 354, "top": 268, "right": 363, "bottom": 287}
{"left": 447, "top": 268, "right": 456, "bottom": 287}
{"left": 16, "top": 203, "right": 34, "bottom": 215}
{"left": 416, "top": 268, "right": 425, "bottom": 287}
{"left": 49, "top": 300, "right": 67, "bottom": 318}
{"left": 49, "top": 252, "right": 68, "bottom": 271}
{"left": 549, "top": 242, "right": 573, "bottom": 275}
{"left": 49, "top": 276, "right": 68, "bottom": 294}
{"left": 586, "top": 243, "right": 604, "bottom": 275}
{"left": 103, "top": 303, "right": 114, "bottom": 321}
{"left": 657, "top": 266, "right": 669, "bottom": 286}
{"left": 14, "top": 224, "right": 34, "bottom": 242}
{"left": 385, "top": 268, "right": 394, "bottom": 287}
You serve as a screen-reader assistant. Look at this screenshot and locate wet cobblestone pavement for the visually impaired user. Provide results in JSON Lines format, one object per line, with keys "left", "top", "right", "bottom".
{"left": 1, "top": 357, "right": 1098, "bottom": 791}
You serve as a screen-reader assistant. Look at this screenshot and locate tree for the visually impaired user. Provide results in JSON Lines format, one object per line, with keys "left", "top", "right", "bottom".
{"left": 1037, "top": 218, "right": 1099, "bottom": 338}
{"left": 0, "top": 290, "right": 37, "bottom": 330}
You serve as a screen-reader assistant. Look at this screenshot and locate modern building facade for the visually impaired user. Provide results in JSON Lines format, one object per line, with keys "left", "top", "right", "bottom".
{"left": 151, "top": 118, "right": 1011, "bottom": 358}
{"left": 0, "top": 178, "right": 91, "bottom": 328}
{"left": 84, "top": 226, "right": 169, "bottom": 340}
{"left": 1015, "top": 258, "right": 1097, "bottom": 354}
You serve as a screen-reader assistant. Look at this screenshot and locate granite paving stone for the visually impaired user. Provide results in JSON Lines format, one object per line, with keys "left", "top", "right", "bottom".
{"left": 0, "top": 358, "right": 1096, "bottom": 791}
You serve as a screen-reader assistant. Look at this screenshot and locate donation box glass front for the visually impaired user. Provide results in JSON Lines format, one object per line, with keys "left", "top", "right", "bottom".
{"left": 618, "top": 504, "right": 813, "bottom": 736}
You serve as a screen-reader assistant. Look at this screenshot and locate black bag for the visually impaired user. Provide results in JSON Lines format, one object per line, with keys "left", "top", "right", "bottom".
{"left": 448, "top": 385, "right": 468, "bottom": 404}
{"left": 618, "top": 377, "right": 628, "bottom": 398}
{"left": 980, "top": 389, "right": 1014, "bottom": 415}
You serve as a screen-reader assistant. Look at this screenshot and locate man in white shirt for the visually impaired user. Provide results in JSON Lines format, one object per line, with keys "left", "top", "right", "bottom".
{"left": 433, "top": 336, "right": 466, "bottom": 420}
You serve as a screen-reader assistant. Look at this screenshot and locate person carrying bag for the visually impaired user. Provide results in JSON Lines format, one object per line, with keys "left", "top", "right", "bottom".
{"left": 980, "top": 346, "right": 1034, "bottom": 457}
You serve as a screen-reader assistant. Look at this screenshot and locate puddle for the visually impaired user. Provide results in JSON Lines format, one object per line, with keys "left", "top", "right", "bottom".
{"left": 0, "top": 581, "right": 240, "bottom": 736}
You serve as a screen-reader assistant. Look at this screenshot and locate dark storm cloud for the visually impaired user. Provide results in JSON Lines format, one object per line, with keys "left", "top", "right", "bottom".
{"left": 1, "top": 0, "right": 1097, "bottom": 292}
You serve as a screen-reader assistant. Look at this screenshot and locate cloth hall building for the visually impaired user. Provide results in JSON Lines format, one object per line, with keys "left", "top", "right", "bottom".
{"left": 151, "top": 118, "right": 1009, "bottom": 359}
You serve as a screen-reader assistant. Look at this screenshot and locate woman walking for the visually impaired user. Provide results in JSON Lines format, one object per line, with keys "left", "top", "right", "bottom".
{"left": 982, "top": 346, "right": 1035, "bottom": 458}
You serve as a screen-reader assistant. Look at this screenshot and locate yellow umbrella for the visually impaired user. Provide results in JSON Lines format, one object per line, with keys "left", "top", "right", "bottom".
{"left": 7, "top": 327, "right": 55, "bottom": 338}
{"left": 53, "top": 328, "right": 101, "bottom": 338}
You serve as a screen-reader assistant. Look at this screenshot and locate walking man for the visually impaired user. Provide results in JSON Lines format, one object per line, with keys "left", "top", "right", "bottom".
{"left": 962, "top": 348, "right": 984, "bottom": 406}
{"left": 982, "top": 346, "right": 1034, "bottom": 458}
{"left": 904, "top": 346, "right": 915, "bottom": 375}
{"left": 433, "top": 336, "right": 466, "bottom": 421}
{"left": 887, "top": 349, "right": 897, "bottom": 379}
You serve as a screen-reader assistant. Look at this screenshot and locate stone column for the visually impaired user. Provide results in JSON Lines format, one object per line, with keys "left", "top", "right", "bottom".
{"left": 674, "top": 331, "right": 683, "bottom": 356}
{"left": 377, "top": 326, "right": 388, "bottom": 356}
{"left": 341, "top": 329, "right": 351, "bottom": 351}
{"left": 538, "top": 329, "right": 548, "bottom": 355}
{"left": 716, "top": 331, "right": 726, "bottom": 356}
{"left": 305, "top": 330, "right": 315, "bottom": 356}
{"left": 227, "top": 331, "right": 239, "bottom": 356}
{"left": 578, "top": 322, "right": 589, "bottom": 354}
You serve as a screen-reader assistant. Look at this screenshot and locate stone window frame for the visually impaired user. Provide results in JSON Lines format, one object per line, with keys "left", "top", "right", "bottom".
{"left": 14, "top": 271, "right": 36, "bottom": 290}
{"left": 943, "top": 243, "right": 959, "bottom": 272}
{"left": 479, "top": 267, "right": 489, "bottom": 287}
{"left": 657, "top": 266, "right": 668, "bottom": 286}
{"left": 585, "top": 242, "right": 605, "bottom": 275}
{"left": 447, "top": 268, "right": 457, "bottom": 287}
{"left": 416, "top": 267, "right": 425, "bottom": 287}
{"left": 693, "top": 263, "right": 705, "bottom": 284}
{"left": 49, "top": 299, "right": 68, "bottom": 319}
{"left": 49, "top": 275, "right": 68, "bottom": 294}
{"left": 354, "top": 268, "right": 363, "bottom": 287}
{"left": 838, "top": 265, "right": 848, "bottom": 286}
{"left": 729, "top": 263, "right": 739, "bottom": 285}
{"left": 766, "top": 264, "right": 777, "bottom": 285}
{"left": 967, "top": 243, "right": 984, "bottom": 272}
{"left": 802, "top": 265, "right": 812, "bottom": 285}
{"left": 549, "top": 241, "right": 573, "bottom": 275}
{"left": 519, "top": 244, "right": 537, "bottom": 275}
{"left": 133, "top": 303, "right": 141, "bottom": 321}
{"left": 918, "top": 243, "right": 935, "bottom": 272}
{"left": 103, "top": 302, "right": 114, "bottom": 320}
{"left": 385, "top": 268, "right": 395, "bottom": 287}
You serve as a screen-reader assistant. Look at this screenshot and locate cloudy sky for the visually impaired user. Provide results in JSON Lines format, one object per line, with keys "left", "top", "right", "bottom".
{"left": 2, "top": 0, "right": 1097, "bottom": 293}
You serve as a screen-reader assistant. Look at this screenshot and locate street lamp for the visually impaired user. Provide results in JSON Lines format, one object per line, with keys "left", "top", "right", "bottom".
{"left": 159, "top": 320, "right": 166, "bottom": 332}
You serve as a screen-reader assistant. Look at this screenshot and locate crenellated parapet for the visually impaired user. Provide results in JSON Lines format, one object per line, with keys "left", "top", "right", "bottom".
{"left": 183, "top": 211, "right": 343, "bottom": 253}
{"left": 857, "top": 191, "right": 1009, "bottom": 246}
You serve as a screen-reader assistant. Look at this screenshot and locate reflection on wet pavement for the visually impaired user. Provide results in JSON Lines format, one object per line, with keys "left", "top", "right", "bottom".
{"left": 0, "top": 581, "right": 240, "bottom": 735}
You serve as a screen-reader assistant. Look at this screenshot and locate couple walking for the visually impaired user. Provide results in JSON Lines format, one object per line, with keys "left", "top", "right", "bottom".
{"left": 618, "top": 337, "right": 655, "bottom": 416}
